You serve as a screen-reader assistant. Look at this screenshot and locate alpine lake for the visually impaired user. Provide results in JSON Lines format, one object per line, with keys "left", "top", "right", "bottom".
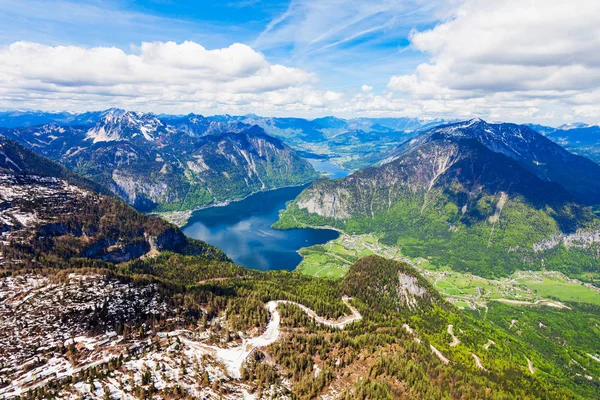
{"left": 182, "top": 160, "right": 349, "bottom": 271}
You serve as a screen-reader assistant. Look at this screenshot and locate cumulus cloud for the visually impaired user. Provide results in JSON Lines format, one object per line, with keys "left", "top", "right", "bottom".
{"left": 386, "top": 0, "right": 600, "bottom": 122}
{"left": 0, "top": 41, "right": 345, "bottom": 114}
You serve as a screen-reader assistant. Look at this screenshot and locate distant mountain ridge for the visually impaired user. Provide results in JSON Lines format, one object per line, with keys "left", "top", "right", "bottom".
{"left": 0, "top": 109, "right": 449, "bottom": 171}
{"left": 0, "top": 109, "right": 446, "bottom": 138}
{"left": 0, "top": 110, "right": 104, "bottom": 128}
{"left": 0, "top": 109, "right": 319, "bottom": 223}
{"left": 528, "top": 122, "right": 600, "bottom": 165}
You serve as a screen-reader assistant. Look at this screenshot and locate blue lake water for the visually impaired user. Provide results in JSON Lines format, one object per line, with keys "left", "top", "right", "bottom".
{"left": 182, "top": 185, "right": 341, "bottom": 271}
{"left": 307, "top": 159, "right": 350, "bottom": 179}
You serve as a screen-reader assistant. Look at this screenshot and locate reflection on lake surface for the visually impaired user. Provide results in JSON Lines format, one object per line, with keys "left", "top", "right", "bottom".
{"left": 182, "top": 185, "right": 340, "bottom": 271}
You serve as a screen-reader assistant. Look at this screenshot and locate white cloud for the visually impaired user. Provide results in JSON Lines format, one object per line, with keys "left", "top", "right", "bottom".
{"left": 1, "top": 1, "right": 599, "bottom": 124}
{"left": 0, "top": 41, "right": 347, "bottom": 114}
{"left": 385, "top": 0, "right": 600, "bottom": 123}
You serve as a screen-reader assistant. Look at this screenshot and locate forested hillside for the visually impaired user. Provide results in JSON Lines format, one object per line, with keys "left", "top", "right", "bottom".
{"left": 2, "top": 256, "right": 598, "bottom": 399}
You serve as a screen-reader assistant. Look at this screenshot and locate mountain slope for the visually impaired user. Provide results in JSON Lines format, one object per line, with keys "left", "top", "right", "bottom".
{"left": 276, "top": 126, "right": 600, "bottom": 277}
{"left": 0, "top": 109, "right": 319, "bottom": 221}
{"left": 0, "top": 135, "right": 108, "bottom": 195}
{"left": 1, "top": 254, "right": 596, "bottom": 399}
{"left": 0, "top": 136, "right": 228, "bottom": 269}
{"left": 390, "top": 119, "right": 600, "bottom": 205}
{"left": 541, "top": 124, "right": 600, "bottom": 164}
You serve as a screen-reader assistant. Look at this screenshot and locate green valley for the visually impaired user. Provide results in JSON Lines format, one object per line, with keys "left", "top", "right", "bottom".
{"left": 292, "top": 233, "right": 600, "bottom": 307}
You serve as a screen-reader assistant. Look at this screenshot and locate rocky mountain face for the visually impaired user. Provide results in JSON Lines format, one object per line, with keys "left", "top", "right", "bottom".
{"left": 387, "top": 119, "right": 600, "bottom": 205}
{"left": 84, "top": 108, "right": 170, "bottom": 143}
{"left": 0, "top": 110, "right": 448, "bottom": 172}
{"left": 0, "top": 109, "right": 318, "bottom": 221}
{"left": 276, "top": 120, "right": 600, "bottom": 277}
{"left": 0, "top": 136, "right": 228, "bottom": 269}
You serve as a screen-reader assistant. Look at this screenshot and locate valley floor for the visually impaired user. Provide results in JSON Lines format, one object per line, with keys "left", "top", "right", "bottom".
{"left": 295, "top": 233, "right": 600, "bottom": 308}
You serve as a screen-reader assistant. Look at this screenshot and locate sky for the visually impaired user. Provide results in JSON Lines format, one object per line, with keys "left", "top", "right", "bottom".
{"left": 0, "top": 0, "right": 599, "bottom": 125}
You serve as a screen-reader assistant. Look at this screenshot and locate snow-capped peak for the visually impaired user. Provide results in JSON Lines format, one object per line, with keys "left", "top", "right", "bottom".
{"left": 556, "top": 122, "right": 598, "bottom": 130}
{"left": 86, "top": 109, "right": 164, "bottom": 143}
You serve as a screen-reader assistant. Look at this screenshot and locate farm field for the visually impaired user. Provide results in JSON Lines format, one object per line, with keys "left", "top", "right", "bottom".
{"left": 295, "top": 234, "right": 600, "bottom": 307}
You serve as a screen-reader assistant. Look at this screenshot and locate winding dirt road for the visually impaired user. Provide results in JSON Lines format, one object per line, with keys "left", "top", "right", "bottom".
{"left": 447, "top": 324, "right": 460, "bottom": 347}
{"left": 471, "top": 353, "right": 486, "bottom": 371}
{"left": 180, "top": 297, "right": 362, "bottom": 378}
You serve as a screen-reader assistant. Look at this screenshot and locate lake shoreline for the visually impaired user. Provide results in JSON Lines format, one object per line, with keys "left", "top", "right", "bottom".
{"left": 156, "top": 159, "right": 350, "bottom": 227}
{"left": 154, "top": 181, "right": 315, "bottom": 227}
{"left": 181, "top": 184, "right": 340, "bottom": 271}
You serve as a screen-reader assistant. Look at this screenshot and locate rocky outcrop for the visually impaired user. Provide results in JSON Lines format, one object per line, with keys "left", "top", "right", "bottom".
{"left": 534, "top": 229, "right": 600, "bottom": 252}
{"left": 397, "top": 272, "right": 427, "bottom": 310}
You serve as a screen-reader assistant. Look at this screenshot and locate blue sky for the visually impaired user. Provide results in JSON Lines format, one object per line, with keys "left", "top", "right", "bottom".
{"left": 0, "top": 0, "right": 598, "bottom": 124}
{"left": 0, "top": 0, "right": 433, "bottom": 92}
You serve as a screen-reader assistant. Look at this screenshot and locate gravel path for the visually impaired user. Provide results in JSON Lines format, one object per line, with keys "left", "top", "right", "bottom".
{"left": 181, "top": 297, "right": 362, "bottom": 378}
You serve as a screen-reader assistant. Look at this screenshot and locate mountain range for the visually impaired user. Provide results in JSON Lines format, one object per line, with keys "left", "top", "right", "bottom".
{"left": 536, "top": 123, "right": 600, "bottom": 164}
{"left": 0, "top": 109, "right": 319, "bottom": 224}
{"left": 0, "top": 135, "right": 228, "bottom": 269}
{"left": 0, "top": 109, "right": 448, "bottom": 170}
{"left": 276, "top": 119, "right": 600, "bottom": 277}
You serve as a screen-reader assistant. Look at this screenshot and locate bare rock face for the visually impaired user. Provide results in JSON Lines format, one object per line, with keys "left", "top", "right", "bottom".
{"left": 111, "top": 169, "right": 175, "bottom": 207}
{"left": 534, "top": 229, "right": 600, "bottom": 252}
{"left": 296, "top": 188, "right": 352, "bottom": 219}
{"left": 397, "top": 272, "right": 427, "bottom": 310}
